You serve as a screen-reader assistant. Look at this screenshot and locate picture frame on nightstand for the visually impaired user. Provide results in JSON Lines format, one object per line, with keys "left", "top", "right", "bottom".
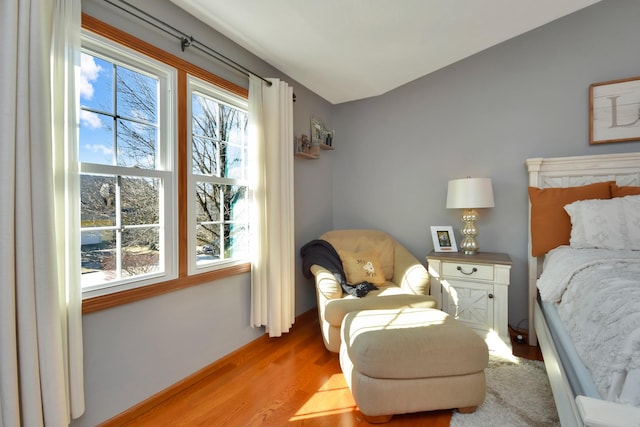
{"left": 430, "top": 226, "right": 458, "bottom": 252}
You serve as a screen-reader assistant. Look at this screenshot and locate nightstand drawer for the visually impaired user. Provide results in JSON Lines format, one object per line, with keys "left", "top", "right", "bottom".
{"left": 442, "top": 262, "right": 494, "bottom": 281}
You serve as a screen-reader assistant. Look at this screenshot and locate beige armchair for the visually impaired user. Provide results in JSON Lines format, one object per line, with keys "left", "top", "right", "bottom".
{"left": 303, "top": 229, "right": 438, "bottom": 352}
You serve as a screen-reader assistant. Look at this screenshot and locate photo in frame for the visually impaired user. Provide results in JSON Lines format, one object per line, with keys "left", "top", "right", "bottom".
{"left": 590, "top": 76, "right": 640, "bottom": 144}
{"left": 430, "top": 226, "right": 458, "bottom": 252}
{"left": 311, "top": 116, "right": 335, "bottom": 147}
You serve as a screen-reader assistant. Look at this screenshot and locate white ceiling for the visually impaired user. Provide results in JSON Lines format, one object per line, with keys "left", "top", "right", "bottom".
{"left": 171, "top": 0, "right": 601, "bottom": 104}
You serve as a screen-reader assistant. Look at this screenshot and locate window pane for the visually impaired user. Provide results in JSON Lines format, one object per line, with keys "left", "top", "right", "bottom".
{"left": 189, "top": 79, "right": 249, "bottom": 273}
{"left": 116, "top": 65, "right": 157, "bottom": 123}
{"left": 81, "top": 174, "right": 116, "bottom": 227}
{"left": 220, "top": 104, "right": 246, "bottom": 144}
{"left": 224, "top": 185, "right": 248, "bottom": 222}
{"left": 225, "top": 223, "right": 248, "bottom": 259}
{"left": 122, "top": 227, "right": 160, "bottom": 278}
{"left": 221, "top": 142, "right": 245, "bottom": 179}
{"left": 121, "top": 177, "right": 160, "bottom": 226}
{"left": 196, "top": 182, "right": 220, "bottom": 221}
{"left": 220, "top": 106, "right": 247, "bottom": 179}
{"left": 81, "top": 229, "right": 117, "bottom": 288}
{"left": 196, "top": 224, "right": 220, "bottom": 264}
{"left": 117, "top": 119, "right": 157, "bottom": 169}
{"left": 79, "top": 112, "right": 115, "bottom": 165}
{"left": 192, "top": 93, "right": 218, "bottom": 138}
{"left": 80, "top": 53, "right": 113, "bottom": 113}
{"left": 192, "top": 136, "right": 218, "bottom": 175}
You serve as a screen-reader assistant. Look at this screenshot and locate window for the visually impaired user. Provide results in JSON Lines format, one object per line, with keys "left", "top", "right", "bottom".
{"left": 77, "top": 17, "right": 252, "bottom": 308}
{"left": 79, "top": 32, "right": 177, "bottom": 296}
{"left": 187, "top": 77, "right": 250, "bottom": 274}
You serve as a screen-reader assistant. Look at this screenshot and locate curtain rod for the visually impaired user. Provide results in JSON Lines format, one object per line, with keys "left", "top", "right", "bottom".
{"left": 104, "top": 0, "right": 272, "bottom": 87}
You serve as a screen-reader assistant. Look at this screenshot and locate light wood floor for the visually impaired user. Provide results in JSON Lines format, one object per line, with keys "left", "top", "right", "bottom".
{"left": 113, "top": 310, "right": 541, "bottom": 427}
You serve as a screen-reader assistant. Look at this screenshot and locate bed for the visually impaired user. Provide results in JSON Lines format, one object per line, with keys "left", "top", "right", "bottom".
{"left": 527, "top": 152, "right": 640, "bottom": 427}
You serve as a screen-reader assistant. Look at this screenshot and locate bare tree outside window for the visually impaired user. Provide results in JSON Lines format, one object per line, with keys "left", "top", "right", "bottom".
{"left": 79, "top": 52, "right": 167, "bottom": 289}
{"left": 191, "top": 91, "right": 249, "bottom": 265}
{"left": 79, "top": 46, "right": 248, "bottom": 289}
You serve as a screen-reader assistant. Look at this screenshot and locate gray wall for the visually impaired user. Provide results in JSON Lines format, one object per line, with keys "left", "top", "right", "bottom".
{"left": 76, "top": 1, "right": 332, "bottom": 425}
{"left": 333, "top": 0, "right": 640, "bottom": 330}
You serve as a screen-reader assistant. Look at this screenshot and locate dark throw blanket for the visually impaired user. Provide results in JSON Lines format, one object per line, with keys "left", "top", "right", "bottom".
{"left": 300, "top": 239, "right": 377, "bottom": 297}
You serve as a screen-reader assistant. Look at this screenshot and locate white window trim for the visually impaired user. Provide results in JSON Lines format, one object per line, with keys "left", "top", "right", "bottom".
{"left": 186, "top": 75, "right": 250, "bottom": 276}
{"left": 80, "top": 30, "right": 178, "bottom": 298}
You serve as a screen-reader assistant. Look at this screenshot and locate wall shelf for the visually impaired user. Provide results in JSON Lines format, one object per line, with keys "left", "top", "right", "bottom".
{"left": 294, "top": 116, "right": 334, "bottom": 159}
{"left": 295, "top": 152, "right": 319, "bottom": 159}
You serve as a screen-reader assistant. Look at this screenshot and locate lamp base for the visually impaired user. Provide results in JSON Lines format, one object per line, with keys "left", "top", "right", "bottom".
{"left": 460, "top": 208, "right": 480, "bottom": 255}
{"left": 460, "top": 240, "right": 479, "bottom": 255}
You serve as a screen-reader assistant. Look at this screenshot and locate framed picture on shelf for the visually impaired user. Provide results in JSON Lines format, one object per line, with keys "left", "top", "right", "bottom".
{"left": 590, "top": 76, "right": 640, "bottom": 144}
{"left": 300, "top": 134, "right": 310, "bottom": 153}
{"left": 430, "top": 226, "right": 458, "bottom": 252}
{"left": 311, "top": 116, "right": 335, "bottom": 148}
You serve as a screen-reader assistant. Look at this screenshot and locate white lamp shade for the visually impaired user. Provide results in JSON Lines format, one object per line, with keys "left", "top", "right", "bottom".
{"left": 446, "top": 177, "right": 495, "bottom": 209}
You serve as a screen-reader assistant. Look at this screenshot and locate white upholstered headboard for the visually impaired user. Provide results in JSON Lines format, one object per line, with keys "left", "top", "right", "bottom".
{"left": 526, "top": 152, "right": 640, "bottom": 345}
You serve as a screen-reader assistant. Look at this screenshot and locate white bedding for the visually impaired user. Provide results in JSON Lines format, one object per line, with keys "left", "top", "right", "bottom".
{"left": 537, "top": 247, "right": 640, "bottom": 406}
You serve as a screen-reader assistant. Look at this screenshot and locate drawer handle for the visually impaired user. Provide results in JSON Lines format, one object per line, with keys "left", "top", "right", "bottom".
{"left": 488, "top": 293, "right": 494, "bottom": 299}
{"left": 457, "top": 266, "right": 478, "bottom": 275}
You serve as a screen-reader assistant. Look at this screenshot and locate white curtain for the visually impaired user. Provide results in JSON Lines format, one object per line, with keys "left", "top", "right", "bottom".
{"left": 51, "top": 0, "right": 85, "bottom": 420}
{"left": 249, "top": 76, "right": 296, "bottom": 337}
{"left": 0, "top": 0, "right": 84, "bottom": 425}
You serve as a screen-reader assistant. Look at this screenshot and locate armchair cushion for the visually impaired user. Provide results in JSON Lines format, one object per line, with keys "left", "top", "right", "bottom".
{"left": 324, "top": 286, "right": 437, "bottom": 326}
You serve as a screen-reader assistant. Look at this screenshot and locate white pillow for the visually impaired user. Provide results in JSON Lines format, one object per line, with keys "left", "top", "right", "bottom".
{"left": 564, "top": 195, "right": 640, "bottom": 250}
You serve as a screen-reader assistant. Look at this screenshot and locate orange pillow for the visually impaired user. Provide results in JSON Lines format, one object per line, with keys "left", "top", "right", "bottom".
{"left": 528, "top": 182, "right": 612, "bottom": 256}
{"left": 610, "top": 183, "right": 640, "bottom": 197}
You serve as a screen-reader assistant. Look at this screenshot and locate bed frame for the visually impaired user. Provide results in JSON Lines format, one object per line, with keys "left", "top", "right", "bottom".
{"left": 527, "top": 151, "right": 640, "bottom": 427}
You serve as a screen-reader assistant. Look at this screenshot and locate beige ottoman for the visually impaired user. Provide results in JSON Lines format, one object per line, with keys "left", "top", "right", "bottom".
{"left": 340, "top": 307, "right": 489, "bottom": 423}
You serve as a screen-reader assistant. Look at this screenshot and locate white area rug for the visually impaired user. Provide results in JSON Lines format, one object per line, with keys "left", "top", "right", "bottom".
{"left": 450, "top": 354, "right": 560, "bottom": 427}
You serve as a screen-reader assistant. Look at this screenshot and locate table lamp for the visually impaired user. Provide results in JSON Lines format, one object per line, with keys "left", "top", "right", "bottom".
{"left": 446, "top": 177, "right": 494, "bottom": 254}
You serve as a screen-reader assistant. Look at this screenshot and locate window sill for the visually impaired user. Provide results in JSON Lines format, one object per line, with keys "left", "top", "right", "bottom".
{"left": 82, "top": 262, "right": 251, "bottom": 314}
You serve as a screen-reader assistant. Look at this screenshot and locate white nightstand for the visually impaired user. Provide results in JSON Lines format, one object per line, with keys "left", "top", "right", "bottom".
{"left": 426, "top": 251, "right": 512, "bottom": 349}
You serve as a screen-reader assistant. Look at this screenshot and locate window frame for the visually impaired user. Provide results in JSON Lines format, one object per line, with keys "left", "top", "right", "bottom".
{"left": 186, "top": 75, "right": 250, "bottom": 275}
{"left": 79, "top": 31, "right": 178, "bottom": 299}
{"left": 79, "top": 14, "right": 251, "bottom": 313}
